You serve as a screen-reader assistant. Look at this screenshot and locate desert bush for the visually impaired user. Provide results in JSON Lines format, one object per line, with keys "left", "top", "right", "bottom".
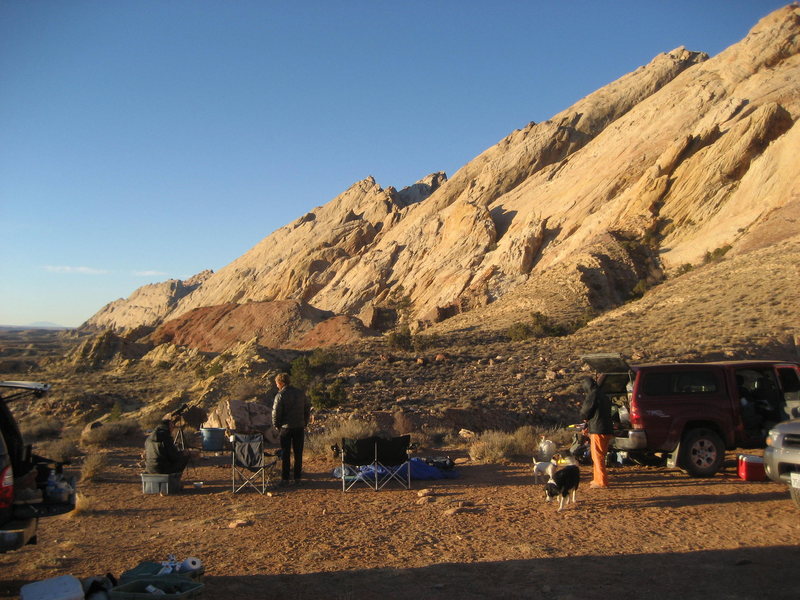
{"left": 80, "top": 453, "right": 108, "bottom": 482}
{"left": 37, "top": 438, "right": 82, "bottom": 463}
{"left": 505, "top": 322, "right": 534, "bottom": 342}
{"left": 412, "top": 333, "right": 442, "bottom": 352}
{"left": 69, "top": 492, "right": 94, "bottom": 517}
{"left": 305, "top": 419, "right": 381, "bottom": 458}
{"left": 704, "top": 245, "right": 732, "bottom": 263}
{"left": 80, "top": 419, "right": 141, "bottom": 445}
{"left": 675, "top": 263, "right": 694, "bottom": 276}
{"left": 20, "top": 417, "right": 62, "bottom": 440}
{"left": 468, "top": 425, "right": 568, "bottom": 463}
{"left": 505, "top": 312, "right": 570, "bottom": 341}
{"left": 308, "top": 378, "right": 347, "bottom": 410}
{"left": 230, "top": 379, "right": 263, "bottom": 402}
{"left": 386, "top": 326, "right": 412, "bottom": 351}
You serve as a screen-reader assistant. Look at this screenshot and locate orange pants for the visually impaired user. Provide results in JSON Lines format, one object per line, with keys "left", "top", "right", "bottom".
{"left": 590, "top": 433, "right": 614, "bottom": 487}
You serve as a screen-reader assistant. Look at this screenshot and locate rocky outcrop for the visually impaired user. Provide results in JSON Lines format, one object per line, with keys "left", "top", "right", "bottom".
{"left": 83, "top": 270, "right": 213, "bottom": 332}
{"left": 84, "top": 6, "right": 800, "bottom": 338}
{"left": 147, "top": 300, "right": 377, "bottom": 353}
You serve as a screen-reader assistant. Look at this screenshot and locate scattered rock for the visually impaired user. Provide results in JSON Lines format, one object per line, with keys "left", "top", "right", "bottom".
{"left": 228, "top": 519, "right": 252, "bottom": 528}
{"left": 417, "top": 488, "right": 434, "bottom": 497}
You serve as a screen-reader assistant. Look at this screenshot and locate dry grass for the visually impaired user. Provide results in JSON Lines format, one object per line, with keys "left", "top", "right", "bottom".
{"left": 306, "top": 419, "right": 381, "bottom": 458}
{"left": 68, "top": 492, "right": 94, "bottom": 517}
{"left": 468, "top": 424, "right": 570, "bottom": 463}
{"left": 80, "top": 453, "right": 108, "bottom": 482}
{"left": 80, "top": 419, "right": 141, "bottom": 445}
{"left": 19, "top": 416, "right": 62, "bottom": 440}
{"left": 36, "top": 437, "right": 82, "bottom": 464}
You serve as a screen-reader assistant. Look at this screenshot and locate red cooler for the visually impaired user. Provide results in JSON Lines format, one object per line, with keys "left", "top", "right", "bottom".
{"left": 738, "top": 454, "right": 766, "bottom": 481}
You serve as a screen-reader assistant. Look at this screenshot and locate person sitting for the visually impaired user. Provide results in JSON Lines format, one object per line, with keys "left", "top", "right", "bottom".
{"left": 144, "top": 415, "right": 190, "bottom": 474}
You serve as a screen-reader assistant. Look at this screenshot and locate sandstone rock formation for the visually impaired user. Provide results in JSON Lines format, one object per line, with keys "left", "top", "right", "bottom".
{"left": 84, "top": 6, "right": 800, "bottom": 346}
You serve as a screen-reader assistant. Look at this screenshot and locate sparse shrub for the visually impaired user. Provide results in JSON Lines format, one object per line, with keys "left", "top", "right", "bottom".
{"left": 230, "top": 379, "right": 263, "bottom": 402}
{"left": 505, "top": 322, "right": 534, "bottom": 341}
{"left": 290, "top": 355, "right": 313, "bottom": 389}
{"left": 80, "top": 419, "right": 141, "bottom": 445}
{"left": 69, "top": 492, "right": 93, "bottom": 517}
{"left": 412, "top": 333, "right": 442, "bottom": 352}
{"left": 308, "top": 348, "right": 338, "bottom": 369}
{"left": 631, "top": 279, "right": 649, "bottom": 299}
{"left": 308, "top": 378, "right": 347, "bottom": 410}
{"left": 80, "top": 453, "right": 108, "bottom": 482}
{"left": 38, "top": 438, "right": 81, "bottom": 463}
{"left": 386, "top": 326, "right": 412, "bottom": 351}
{"left": 206, "top": 363, "right": 224, "bottom": 377}
{"left": 704, "top": 245, "right": 732, "bottom": 263}
{"left": 675, "top": 263, "right": 694, "bottom": 276}
{"left": 305, "top": 419, "right": 381, "bottom": 457}
{"left": 20, "top": 417, "right": 62, "bottom": 441}
{"left": 107, "top": 400, "right": 123, "bottom": 422}
{"left": 468, "top": 425, "right": 568, "bottom": 463}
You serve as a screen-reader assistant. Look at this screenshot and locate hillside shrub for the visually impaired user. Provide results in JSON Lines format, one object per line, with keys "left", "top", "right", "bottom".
{"left": 80, "top": 453, "right": 108, "bottom": 482}
{"left": 704, "top": 245, "right": 731, "bottom": 263}
{"left": 308, "top": 378, "right": 347, "bottom": 410}
{"left": 81, "top": 419, "right": 141, "bottom": 445}
{"left": 20, "top": 417, "right": 62, "bottom": 441}
{"left": 386, "top": 326, "right": 413, "bottom": 351}
{"left": 305, "top": 418, "right": 381, "bottom": 457}
{"left": 505, "top": 312, "right": 570, "bottom": 341}
{"left": 37, "top": 438, "right": 81, "bottom": 464}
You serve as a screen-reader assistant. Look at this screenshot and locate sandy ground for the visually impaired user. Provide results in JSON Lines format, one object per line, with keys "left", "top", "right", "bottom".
{"left": 0, "top": 443, "right": 798, "bottom": 600}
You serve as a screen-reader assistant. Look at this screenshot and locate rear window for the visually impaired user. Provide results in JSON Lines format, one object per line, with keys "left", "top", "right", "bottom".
{"left": 642, "top": 370, "right": 719, "bottom": 396}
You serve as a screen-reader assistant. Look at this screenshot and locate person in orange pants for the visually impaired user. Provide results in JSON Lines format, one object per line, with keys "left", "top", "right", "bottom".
{"left": 580, "top": 376, "right": 614, "bottom": 488}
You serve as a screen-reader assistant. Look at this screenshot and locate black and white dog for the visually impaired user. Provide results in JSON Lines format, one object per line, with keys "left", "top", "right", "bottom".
{"left": 544, "top": 465, "right": 580, "bottom": 511}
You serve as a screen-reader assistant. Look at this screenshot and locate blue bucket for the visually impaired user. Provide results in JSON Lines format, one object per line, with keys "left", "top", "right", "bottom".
{"left": 200, "top": 427, "right": 226, "bottom": 451}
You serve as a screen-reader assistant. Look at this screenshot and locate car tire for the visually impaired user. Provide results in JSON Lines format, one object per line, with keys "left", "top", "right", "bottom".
{"left": 790, "top": 486, "right": 800, "bottom": 510}
{"left": 679, "top": 428, "right": 724, "bottom": 477}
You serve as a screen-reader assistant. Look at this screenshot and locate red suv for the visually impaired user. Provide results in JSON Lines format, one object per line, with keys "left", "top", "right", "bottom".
{"left": 582, "top": 354, "right": 800, "bottom": 477}
{"left": 1, "top": 381, "right": 76, "bottom": 552}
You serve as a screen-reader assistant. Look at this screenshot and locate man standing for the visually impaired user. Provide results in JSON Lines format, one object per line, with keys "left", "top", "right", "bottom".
{"left": 271, "top": 373, "right": 310, "bottom": 485}
{"left": 579, "top": 376, "right": 614, "bottom": 488}
{"left": 144, "top": 415, "right": 190, "bottom": 474}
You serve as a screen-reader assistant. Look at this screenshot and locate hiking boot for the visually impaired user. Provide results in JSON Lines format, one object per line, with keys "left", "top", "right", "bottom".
{"left": 13, "top": 488, "right": 43, "bottom": 504}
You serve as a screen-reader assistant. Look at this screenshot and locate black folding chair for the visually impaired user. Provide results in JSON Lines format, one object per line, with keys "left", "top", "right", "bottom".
{"left": 376, "top": 435, "right": 412, "bottom": 490}
{"left": 339, "top": 437, "right": 379, "bottom": 492}
{"left": 232, "top": 433, "right": 277, "bottom": 494}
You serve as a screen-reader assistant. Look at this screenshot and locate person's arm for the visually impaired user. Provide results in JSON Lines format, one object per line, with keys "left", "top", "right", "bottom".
{"left": 579, "top": 390, "right": 597, "bottom": 421}
{"left": 272, "top": 392, "right": 283, "bottom": 428}
{"left": 303, "top": 391, "right": 311, "bottom": 426}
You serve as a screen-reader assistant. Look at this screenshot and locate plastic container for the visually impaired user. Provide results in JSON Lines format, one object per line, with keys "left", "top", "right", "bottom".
{"left": 109, "top": 576, "right": 204, "bottom": 599}
{"left": 20, "top": 575, "right": 84, "bottom": 600}
{"left": 200, "top": 427, "right": 226, "bottom": 451}
{"left": 141, "top": 473, "right": 182, "bottom": 495}
{"left": 738, "top": 454, "right": 766, "bottom": 481}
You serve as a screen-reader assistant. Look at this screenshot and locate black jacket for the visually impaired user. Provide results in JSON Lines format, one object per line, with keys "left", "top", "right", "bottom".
{"left": 272, "top": 385, "right": 310, "bottom": 429}
{"left": 579, "top": 378, "right": 614, "bottom": 435}
{"left": 144, "top": 424, "right": 184, "bottom": 474}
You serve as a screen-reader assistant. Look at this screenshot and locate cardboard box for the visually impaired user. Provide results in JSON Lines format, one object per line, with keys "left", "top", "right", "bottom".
{"left": 738, "top": 454, "right": 766, "bottom": 481}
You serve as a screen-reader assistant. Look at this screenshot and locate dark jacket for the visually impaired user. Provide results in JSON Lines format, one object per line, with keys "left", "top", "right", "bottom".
{"left": 579, "top": 377, "right": 614, "bottom": 435}
{"left": 272, "top": 385, "right": 310, "bottom": 429}
{"left": 144, "top": 423, "right": 184, "bottom": 474}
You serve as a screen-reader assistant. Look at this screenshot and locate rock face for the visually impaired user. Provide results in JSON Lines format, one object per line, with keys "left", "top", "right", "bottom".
{"left": 146, "top": 300, "right": 376, "bottom": 353}
{"left": 84, "top": 6, "right": 800, "bottom": 342}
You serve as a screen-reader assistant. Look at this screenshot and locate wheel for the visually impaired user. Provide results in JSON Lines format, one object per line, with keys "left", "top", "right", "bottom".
{"left": 679, "top": 428, "right": 724, "bottom": 477}
{"left": 790, "top": 486, "right": 800, "bottom": 510}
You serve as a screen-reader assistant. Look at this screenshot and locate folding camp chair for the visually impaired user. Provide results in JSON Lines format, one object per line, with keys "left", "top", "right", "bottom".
{"left": 232, "top": 433, "right": 277, "bottom": 494}
{"left": 376, "top": 435, "right": 412, "bottom": 490}
{"left": 339, "top": 436, "right": 380, "bottom": 492}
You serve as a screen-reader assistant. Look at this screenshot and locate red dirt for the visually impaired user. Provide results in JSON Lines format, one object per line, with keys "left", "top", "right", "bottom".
{"left": 0, "top": 442, "right": 797, "bottom": 600}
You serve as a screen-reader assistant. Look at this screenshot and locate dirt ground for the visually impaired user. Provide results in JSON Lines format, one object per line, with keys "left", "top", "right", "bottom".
{"left": 0, "top": 442, "right": 798, "bottom": 600}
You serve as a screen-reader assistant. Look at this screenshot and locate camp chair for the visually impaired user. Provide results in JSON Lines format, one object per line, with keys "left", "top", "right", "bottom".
{"left": 231, "top": 433, "right": 277, "bottom": 494}
{"left": 339, "top": 436, "right": 380, "bottom": 492}
{"left": 376, "top": 435, "right": 412, "bottom": 490}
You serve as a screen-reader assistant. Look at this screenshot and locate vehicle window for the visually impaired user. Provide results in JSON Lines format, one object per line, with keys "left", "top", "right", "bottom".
{"left": 778, "top": 368, "right": 800, "bottom": 393}
{"left": 642, "top": 371, "right": 718, "bottom": 396}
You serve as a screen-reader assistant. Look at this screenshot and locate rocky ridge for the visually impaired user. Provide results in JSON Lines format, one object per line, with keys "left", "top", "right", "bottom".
{"left": 84, "top": 6, "right": 800, "bottom": 352}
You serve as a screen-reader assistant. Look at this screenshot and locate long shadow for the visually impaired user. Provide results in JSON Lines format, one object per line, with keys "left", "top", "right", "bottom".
{"left": 190, "top": 545, "right": 799, "bottom": 600}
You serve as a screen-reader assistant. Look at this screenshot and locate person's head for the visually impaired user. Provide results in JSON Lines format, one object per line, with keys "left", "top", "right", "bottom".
{"left": 581, "top": 376, "right": 597, "bottom": 393}
{"left": 275, "top": 373, "right": 290, "bottom": 390}
{"left": 162, "top": 413, "right": 176, "bottom": 430}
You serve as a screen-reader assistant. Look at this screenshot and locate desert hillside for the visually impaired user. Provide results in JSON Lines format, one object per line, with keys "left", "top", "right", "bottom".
{"left": 83, "top": 5, "right": 800, "bottom": 344}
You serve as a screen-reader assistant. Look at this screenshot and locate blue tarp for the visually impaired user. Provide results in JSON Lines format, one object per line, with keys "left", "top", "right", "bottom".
{"left": 333, "top": 458, "right": 459, "bottom": 480}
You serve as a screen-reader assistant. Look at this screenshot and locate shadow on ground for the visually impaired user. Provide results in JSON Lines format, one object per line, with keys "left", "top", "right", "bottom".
{"left": 202, "top": 545, "right": 800, "bottom": 600}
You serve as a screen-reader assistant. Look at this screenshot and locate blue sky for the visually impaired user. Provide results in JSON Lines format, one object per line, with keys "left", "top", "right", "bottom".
{"left": 0, "top": 0, "right": 787, "bottom": 327}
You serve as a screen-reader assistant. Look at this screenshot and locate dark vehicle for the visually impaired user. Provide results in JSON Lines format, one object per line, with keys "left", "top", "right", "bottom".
{"left": 1, "top": 381, "right": 76, "bottom": 553}
{"left": 582, "top": 354, "right": 800, "bottom": 477}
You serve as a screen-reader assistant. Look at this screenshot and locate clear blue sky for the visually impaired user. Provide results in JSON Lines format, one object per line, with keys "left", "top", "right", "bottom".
{"left": 0, "top": 0, "right": 787, "bottom": 327}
